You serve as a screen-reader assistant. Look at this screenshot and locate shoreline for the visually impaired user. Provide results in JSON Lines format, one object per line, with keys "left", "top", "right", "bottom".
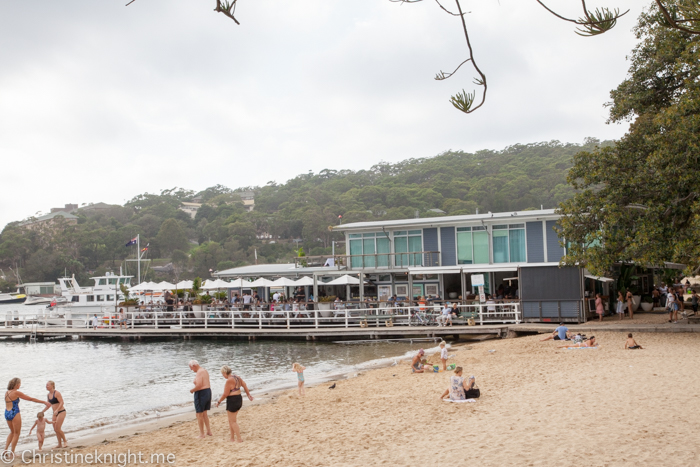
{"left": 17, "top": 341, "right": 449, "bottom": 452}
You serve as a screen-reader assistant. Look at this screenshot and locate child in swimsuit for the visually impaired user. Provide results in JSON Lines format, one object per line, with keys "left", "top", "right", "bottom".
{"left": 625, "top": 333, "right": 643, "bottom": 349}
{"left": 292, "top": 362, "right": 306, "bottom": 396}
{"left": 439, "top": 342, "right": 448, "bottom": 371}
{"left": 29, "top": 412, "right": 53, "bottom": 450}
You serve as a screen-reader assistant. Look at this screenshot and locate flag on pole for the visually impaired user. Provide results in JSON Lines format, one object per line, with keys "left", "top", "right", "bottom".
{"left": 141, "top": 247, "right": 148, "bottom": 253}
{"left": 125, "top": 237, "right": 137, "bottom": 247}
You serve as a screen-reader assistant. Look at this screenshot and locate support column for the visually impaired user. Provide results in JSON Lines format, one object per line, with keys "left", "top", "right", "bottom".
{"left": 359, "top": 273, "right": 364, "bottom": 302}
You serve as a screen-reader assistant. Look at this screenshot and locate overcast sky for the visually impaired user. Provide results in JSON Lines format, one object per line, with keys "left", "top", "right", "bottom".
{"left": 0, "top": 0, "right": 643, "bottom": 229}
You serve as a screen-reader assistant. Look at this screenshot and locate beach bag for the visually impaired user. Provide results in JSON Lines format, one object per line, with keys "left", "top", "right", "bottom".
{"left": 464, "top": 387, "right": 480, "bottom": 399}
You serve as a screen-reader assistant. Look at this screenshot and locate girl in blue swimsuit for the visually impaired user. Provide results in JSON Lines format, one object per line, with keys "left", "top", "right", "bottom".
{"left": 4, "top": 378, "right": 51, "bottom": 455}
{"left": 292, "top": 362, "right": 306, "bottom": 397}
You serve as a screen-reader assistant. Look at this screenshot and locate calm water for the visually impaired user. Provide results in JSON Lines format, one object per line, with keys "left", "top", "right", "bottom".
{"left": 0, "top": 303, "right": 431, "bottom": 445}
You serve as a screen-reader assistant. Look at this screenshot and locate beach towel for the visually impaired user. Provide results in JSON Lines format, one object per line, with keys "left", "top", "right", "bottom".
{"left": 443, "top": 399, "right": 477, "bottom": 403}
{"left": 566, "top": 346, "right": 600, "bottom": 350}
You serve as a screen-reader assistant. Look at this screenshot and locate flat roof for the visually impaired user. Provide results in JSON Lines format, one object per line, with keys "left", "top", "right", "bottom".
{"left": 333, "top": 209, "right": 559, "bottom": 232}
{"left": 215, "top": 263, "right": 348, "bottom": 278}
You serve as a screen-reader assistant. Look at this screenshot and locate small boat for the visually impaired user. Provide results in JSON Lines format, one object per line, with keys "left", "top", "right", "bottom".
{"left": 0, "top": 292, "right": 26, "bottom": 304}
{"left": 24, "top": 296, "right": 63, "bottom": 306}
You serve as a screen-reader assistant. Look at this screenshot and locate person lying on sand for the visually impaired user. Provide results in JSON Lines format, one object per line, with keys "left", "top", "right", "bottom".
{"left": 540, "top": 323, "right": 571, "bottom": 341}
{"left": 625, "top": 333, "right": 643, "bottom": 349}
{"left": 411, "top": 350, "right": 429, "bottom": 373}
{"left": 558, "top": 336, "right": 596, "bottom": 348}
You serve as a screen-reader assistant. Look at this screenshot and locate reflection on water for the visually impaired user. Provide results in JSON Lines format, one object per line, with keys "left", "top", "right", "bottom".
{"left": 0, "top": 330, "right": 428, "bottom": 440}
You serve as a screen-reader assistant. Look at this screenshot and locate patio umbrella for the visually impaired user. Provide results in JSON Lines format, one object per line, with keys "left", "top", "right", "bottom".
{"left": 227, "top": 278, "right": 249, "bottom": 288}
{"left": 129, "top": 281, "right": 158, "bottom": 292}
{"left": 249, "top": 278, "right": 274, "bottom": 287}
{"left": 325, "top": 275, "right": 362, "bottom": 286}
{"left": 154, "top": 281, "right": 176, "bottom": 291}
{"left": 292, "top": 276, "right": 314, "bottom": 286}
{"left": 202, "top": 279, "right": 231, "bottom": 290}
{"left": 270, "top": 277, "right": 299, "bottom": 287}
{"left": 176, "top": 280, "right": 193, "bottom": 289}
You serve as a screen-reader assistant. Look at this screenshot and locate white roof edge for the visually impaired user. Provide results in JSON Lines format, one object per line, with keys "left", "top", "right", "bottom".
{"left": 334, "top": 209, "right": 559, "bottom": 232}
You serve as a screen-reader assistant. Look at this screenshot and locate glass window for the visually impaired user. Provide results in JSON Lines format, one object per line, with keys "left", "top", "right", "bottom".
{"left": 98, "top": 279, "right": 107, "bottom": 285}
{"left": 363, "top": 238, "right": 376, "bottom": 268}
{"left": 108, "top": 278, "right": 117, "bottom": 285}
{"left": 473, "top": 231, "right": 489, "bottom": 264}
{"left": 493, "top": 225, "right": 508, "bottom": 230}
{"left": 376, "top": 237, "right": 390, "bottom": 268}
{"left": 362, "top": 233, "right": 375, "bottom": 238}
{"left": 457, "top": 230, "right": 473, "bottom": 264}
{"left": 394, "top": 236, "right": 408, "bottom": 267}
{"left": 408, "top": 235, "right": 422, "bottom": 266}
{"left": 393, "top": 231, "right": 422, "bottom": 266}
{"left": 96, "top": 295, "right": 104, "bottom": 302}
{"left": 509, "top": 227, "right": 526, "bottom": 262}
{"left": 457, "top": 227, "right": 471, "bottom": 232}
{"left": 107, "top": 295, "right": 114, "bottom": 301}
{"left": 87, "top": 295, "right": 94, "bottom": 302}
{"left": 349, "top": 234, "right": 362, "bottom": 239}
{"left": 493, "top": 229, "right": 509, "bottom": 263}
{"left": 349, "top": 239, "right": 363, "bottom": 268}
{"left": 125, "top": 278, "right": 131, "bottom": 285}
{"left": 408, "top": 230, "right": 421, "bottom": 235}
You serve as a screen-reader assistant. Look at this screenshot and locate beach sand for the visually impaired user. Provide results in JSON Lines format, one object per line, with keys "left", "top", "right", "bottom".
{"left": 27, "top": 331, "right": 700, "bottom": 466}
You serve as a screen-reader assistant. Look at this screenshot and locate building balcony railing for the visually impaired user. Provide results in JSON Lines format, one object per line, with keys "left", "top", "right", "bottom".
{"left": 293, "top": 251, "right": 441, "bottom": 270}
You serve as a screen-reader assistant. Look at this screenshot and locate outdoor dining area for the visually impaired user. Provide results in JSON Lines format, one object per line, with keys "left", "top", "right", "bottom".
{"left": 113, "top": 275, "right": 522, "bottom": 329}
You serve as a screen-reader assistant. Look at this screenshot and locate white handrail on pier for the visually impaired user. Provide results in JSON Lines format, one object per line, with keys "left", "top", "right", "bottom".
{"left": 1, "top": 303, "right": 521, "bottom": 330}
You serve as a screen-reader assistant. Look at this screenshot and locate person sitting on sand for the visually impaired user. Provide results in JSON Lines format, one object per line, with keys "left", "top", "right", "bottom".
{"left": 625, "top": 333, "right": 643, "bottom": 349}
{"left": 558, "top": 336, "right": 597, "bottom": 348}
{"left": 411, "top": 349, "right": 429, "bottom": 373}
{"left": 440, "top": 367, "right": 479, "bottom": 401}
{"left": 540, "top": 323, "right": 571, "bottom": 341}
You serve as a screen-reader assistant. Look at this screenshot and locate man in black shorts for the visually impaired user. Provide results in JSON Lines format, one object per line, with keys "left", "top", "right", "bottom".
{"left": 189, "top": 360, "right": 212, "bottom": 438}
{"left": 540, "top": 323, "right": 572, "bottom": 341}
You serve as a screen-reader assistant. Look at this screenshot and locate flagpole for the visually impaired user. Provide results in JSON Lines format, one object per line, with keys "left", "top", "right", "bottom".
{"left": 137, "top": 234, "right": 141, "bottom": 285}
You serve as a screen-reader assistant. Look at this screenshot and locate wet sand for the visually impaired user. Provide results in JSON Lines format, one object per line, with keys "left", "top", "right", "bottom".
{"left": 23, "top": 330, "right": 700, "bottom": 466}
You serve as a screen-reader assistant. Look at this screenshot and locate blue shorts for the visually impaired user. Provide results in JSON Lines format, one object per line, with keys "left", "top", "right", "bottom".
{"left": 193, "top": 388, "right": 211, "bottom": 413}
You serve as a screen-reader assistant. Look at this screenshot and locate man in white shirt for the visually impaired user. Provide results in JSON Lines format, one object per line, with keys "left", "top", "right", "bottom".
{"left": 667, "top": 290, "right": 678, "bottom": 323}
{"left": 242, "top": 292, "right": 252, "bottom": 310}
{"left": 272, "top": 292, "right": 281, "bottom": 303}
{"left": 438, "top": 303, "right": 453, "bottom": 326}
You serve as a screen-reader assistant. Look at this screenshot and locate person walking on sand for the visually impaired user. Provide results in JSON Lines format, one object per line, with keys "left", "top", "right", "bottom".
{"left": 616, "top": 291, "right": 625, "bottom": 321}
{"left": 439, "top": 342, "right": 448, "bottom": 371}
{"left": 4, "top": 378, "right": 51, "bottom": 455}
{"left": 28, "top": 412, "right": 53, "bottom": 451}
{"left": 595, "top": 293, "right": 604, "bottom": 322}
{"left": 625, "top": 333, "right": 643, "bottom": 349}
{"left": 292, "top": 362, "right": 306, "bottom": 396}
{"left": 667, "top": 290, "right": 678, "bottom": 323}
{"left": 626, "top": 290, "right": 634, "bottom": 319}
{"left": 189, "top": 360, "right": 212, "bottom": 439}
{"left": 215, "top": 366, "right": 253, "bottom": 443}
{"left": 45, "top": 381, "right": 68, "bottom": 448}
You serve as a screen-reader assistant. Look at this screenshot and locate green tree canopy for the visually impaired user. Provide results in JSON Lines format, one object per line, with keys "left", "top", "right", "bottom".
{"left": 558, "top": 2, "right": 700, "bottom": 274}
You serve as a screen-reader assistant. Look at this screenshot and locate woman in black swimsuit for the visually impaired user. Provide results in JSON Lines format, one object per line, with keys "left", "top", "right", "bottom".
{"left": 215, "top": 366, "right": 253, "bottom": 443}
{"left": 45, "top": 381, "right": 67, "bottom": 448}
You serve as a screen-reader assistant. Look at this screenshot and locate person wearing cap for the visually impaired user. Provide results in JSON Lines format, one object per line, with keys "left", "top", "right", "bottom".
{"left": 411, "top": 349, "right": 429, "bottom": 373}
{"left": 540, "top": 323, "right": 572, "bottom": 341}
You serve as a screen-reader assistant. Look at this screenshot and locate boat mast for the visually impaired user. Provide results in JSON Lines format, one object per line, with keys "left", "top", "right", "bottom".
{"left": 137, "top": 234, "right": 141, "bottom": 285}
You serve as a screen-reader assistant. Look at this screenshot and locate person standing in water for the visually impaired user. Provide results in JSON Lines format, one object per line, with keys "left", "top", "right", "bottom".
{"left": 189, "top": 360, "right": 212, "bottom": 439}
{"left": 4, "top": 378, "right": 51, "bottom": 455}
{"left": 215, "top": 366, "right": 253, "bottom": 443}
{"left": 292, "top": 362, "right": 306, "bottom": 396}
{"left": 45, "top": 381, "right": 68, "bottom": 448}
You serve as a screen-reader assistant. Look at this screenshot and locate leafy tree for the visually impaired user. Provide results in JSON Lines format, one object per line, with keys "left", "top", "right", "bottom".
{"left": 156, "top": 219, "right": 189, "bottom": 256}
{"left": 558, "top": 2, "right": 700, "bottom": 274}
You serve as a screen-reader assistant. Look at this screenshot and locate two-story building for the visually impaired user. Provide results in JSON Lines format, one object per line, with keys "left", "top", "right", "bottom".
{"left": 333, "top": 209, "right": 585, "bottom": 323}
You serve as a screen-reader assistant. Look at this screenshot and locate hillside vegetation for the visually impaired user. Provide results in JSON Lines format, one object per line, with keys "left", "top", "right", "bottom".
{"left": 0, "top": 139, "right": 607, "bottom": 288}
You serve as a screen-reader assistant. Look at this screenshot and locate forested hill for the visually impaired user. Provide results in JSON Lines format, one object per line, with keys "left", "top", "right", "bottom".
{"left": 0, "top": 139, "right": 608, "bottom": 288}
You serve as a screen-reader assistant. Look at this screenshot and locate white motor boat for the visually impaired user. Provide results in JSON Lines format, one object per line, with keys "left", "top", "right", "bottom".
{"left": 0, "top": 292, "right": 26, "bottom": 304}
{"left": 54, "top": 272, "right": 132, "bottom": 320}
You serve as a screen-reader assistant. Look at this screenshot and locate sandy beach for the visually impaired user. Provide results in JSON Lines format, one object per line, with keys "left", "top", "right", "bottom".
{"left": 22, "top": 330, "right": 700, "bottom": 466}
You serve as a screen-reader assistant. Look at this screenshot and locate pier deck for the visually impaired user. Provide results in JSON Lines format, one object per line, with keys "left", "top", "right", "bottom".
{"left": 0, "top": 324, "right": 510, "bottom": 340}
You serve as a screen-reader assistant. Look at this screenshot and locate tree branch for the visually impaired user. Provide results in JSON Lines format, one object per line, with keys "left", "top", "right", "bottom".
{"left": 535, "top": 0, "right": 629, "bottom": 36}
{"left": 655, "top": 0, "right": 700, "bottom": 35}
{"left": 214, "top": 0, "right": 240, "bottom": 25}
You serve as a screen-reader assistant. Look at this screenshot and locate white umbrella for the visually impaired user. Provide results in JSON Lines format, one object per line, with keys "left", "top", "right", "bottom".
{"left": 129, "top": 281, "right": 158, "bottom": 292}
{"left": 270, "top": 277, "right": 299, "bottom": 287}
{"left": 227, "top": 278, "right": 249, "bottom": 288}
{"left": 154, "top": 281, "right": 176, "bottom": 291}
{"left": 202, "top": 279, "right": 231, "bottom": 290}
{"left": 176, "top": 280, "right": 193, "bottom": 289}
{"left": 249, "top": 278, "right": 274, "bottom": 287}
{"left": 325, "top": 275, "right": 362, "bottom": 286}
{"left": 292, "top": 276, "right": 314, "bottom": 286}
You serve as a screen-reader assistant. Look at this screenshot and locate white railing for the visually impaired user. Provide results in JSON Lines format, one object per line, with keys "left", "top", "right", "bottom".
{"left": 1, "top": 303, "right": 521, "bottom": 330}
